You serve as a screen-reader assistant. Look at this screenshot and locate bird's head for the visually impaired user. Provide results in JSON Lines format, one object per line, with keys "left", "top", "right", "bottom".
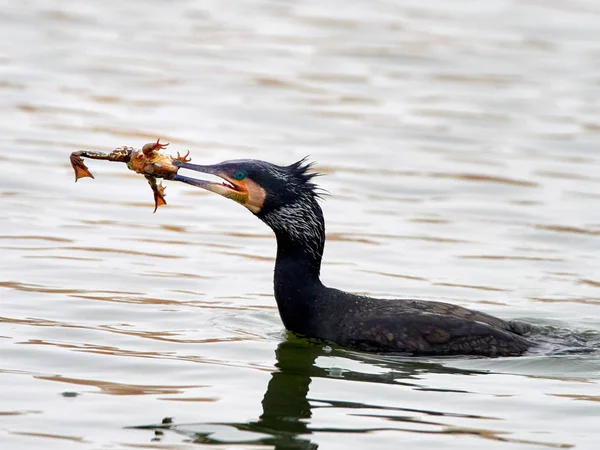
{"left": 173, "top": 157, "right": 326, "bottom": 262}
{"left": 173, "top": 158, "right": 322, "bottom": 216}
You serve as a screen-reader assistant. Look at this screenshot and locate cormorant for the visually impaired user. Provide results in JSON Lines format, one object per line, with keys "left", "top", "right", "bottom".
{"left": 172, "top": 158, "right": 533, "bottom": 357}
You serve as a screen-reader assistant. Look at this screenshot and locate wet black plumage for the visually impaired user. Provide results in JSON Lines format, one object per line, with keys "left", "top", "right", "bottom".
{"left": 174, "top": 158, "right": 533, "bottom": 357}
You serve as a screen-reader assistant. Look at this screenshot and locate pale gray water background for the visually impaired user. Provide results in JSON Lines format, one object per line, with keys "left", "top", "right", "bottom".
{"left": 1, "top": 0, "right": 600, "bottom": 448}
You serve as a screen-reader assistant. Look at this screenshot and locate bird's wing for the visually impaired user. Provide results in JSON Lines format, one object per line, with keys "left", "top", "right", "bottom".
{"left": 342, "top": 311, "right": 531, "bottom": 356}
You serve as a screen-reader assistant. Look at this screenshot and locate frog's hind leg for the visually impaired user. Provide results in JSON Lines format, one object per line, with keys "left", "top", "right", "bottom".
{"left": 70, "top": 148, "right": 134, "bottom": 181}
{"left": 145, "top": 175, "right": 167, "bottom": 213}
{"left": 70, "top": 151, "right": 109, "bottom": 181}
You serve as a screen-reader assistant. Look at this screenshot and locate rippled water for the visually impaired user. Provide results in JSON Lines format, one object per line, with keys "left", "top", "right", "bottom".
{"left": 1, "top": 0, "right": 600, "bottom": 448}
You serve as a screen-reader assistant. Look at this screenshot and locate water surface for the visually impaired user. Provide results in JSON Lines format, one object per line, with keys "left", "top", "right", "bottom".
{"left": 1, "top": 0, "right": 600, "bottom": 448}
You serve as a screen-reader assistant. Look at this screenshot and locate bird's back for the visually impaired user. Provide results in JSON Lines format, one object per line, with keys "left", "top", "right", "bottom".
{"left": 310, "top": 289, "right": 533, "bottom": 357}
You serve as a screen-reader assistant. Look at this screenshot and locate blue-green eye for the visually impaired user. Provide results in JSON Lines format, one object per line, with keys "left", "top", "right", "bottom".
{"left": 233, "top": 170, "right": 247, "bottom": 181}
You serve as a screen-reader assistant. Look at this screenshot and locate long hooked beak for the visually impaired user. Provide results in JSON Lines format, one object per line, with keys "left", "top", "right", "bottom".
{"left": 172, "top": 160, "right": 249, "bottom": 204}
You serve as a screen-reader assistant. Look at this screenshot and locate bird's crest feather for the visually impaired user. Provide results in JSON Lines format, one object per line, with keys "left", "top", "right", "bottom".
{"left": 288, "top": 157, "right": 328, "bottom": 199}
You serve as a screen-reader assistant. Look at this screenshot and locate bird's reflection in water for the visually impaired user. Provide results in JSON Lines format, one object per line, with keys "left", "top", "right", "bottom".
{"left": 130, "top": 334, "right": 487, "bottom": 449}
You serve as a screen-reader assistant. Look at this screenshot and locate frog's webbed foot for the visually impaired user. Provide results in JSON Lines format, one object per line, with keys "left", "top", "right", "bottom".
{"left": 142, "top": 138, "right": 169, "bottom": 157}
{"left": 145, "top": 175, "right": 167, "bottom": 213}
{"left": 172, "top": 150, "right": 191, "bottom": 163}
{"left": 153, "top": 182, "right": 168, "bottom": 213}
{"left": 70, "top": 152, "right": 97, "bottom": 181}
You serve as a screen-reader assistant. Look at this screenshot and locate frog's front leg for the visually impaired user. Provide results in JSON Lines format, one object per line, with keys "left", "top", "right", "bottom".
{"left": 142, "top": 138, "right": 169, "bottom": 157}
{"left": 145, "top": 175, "right": 167, "bottom": 213}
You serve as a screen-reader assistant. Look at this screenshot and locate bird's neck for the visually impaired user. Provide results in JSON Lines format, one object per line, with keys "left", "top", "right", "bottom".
{"left": 273, "top": 234, "right": 324, "bottom": 334}
{"left": 260, "top": 199, "right": 326, "bottom": 334}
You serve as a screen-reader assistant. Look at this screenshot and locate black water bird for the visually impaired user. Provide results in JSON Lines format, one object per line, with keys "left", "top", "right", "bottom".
{"left": 172, "top": 158, "right": 533, "bottom": 357}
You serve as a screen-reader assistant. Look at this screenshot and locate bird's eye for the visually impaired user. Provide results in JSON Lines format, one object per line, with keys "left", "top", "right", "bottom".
{"left": 233, "top": 170, "right": 247, "bottom": 181}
